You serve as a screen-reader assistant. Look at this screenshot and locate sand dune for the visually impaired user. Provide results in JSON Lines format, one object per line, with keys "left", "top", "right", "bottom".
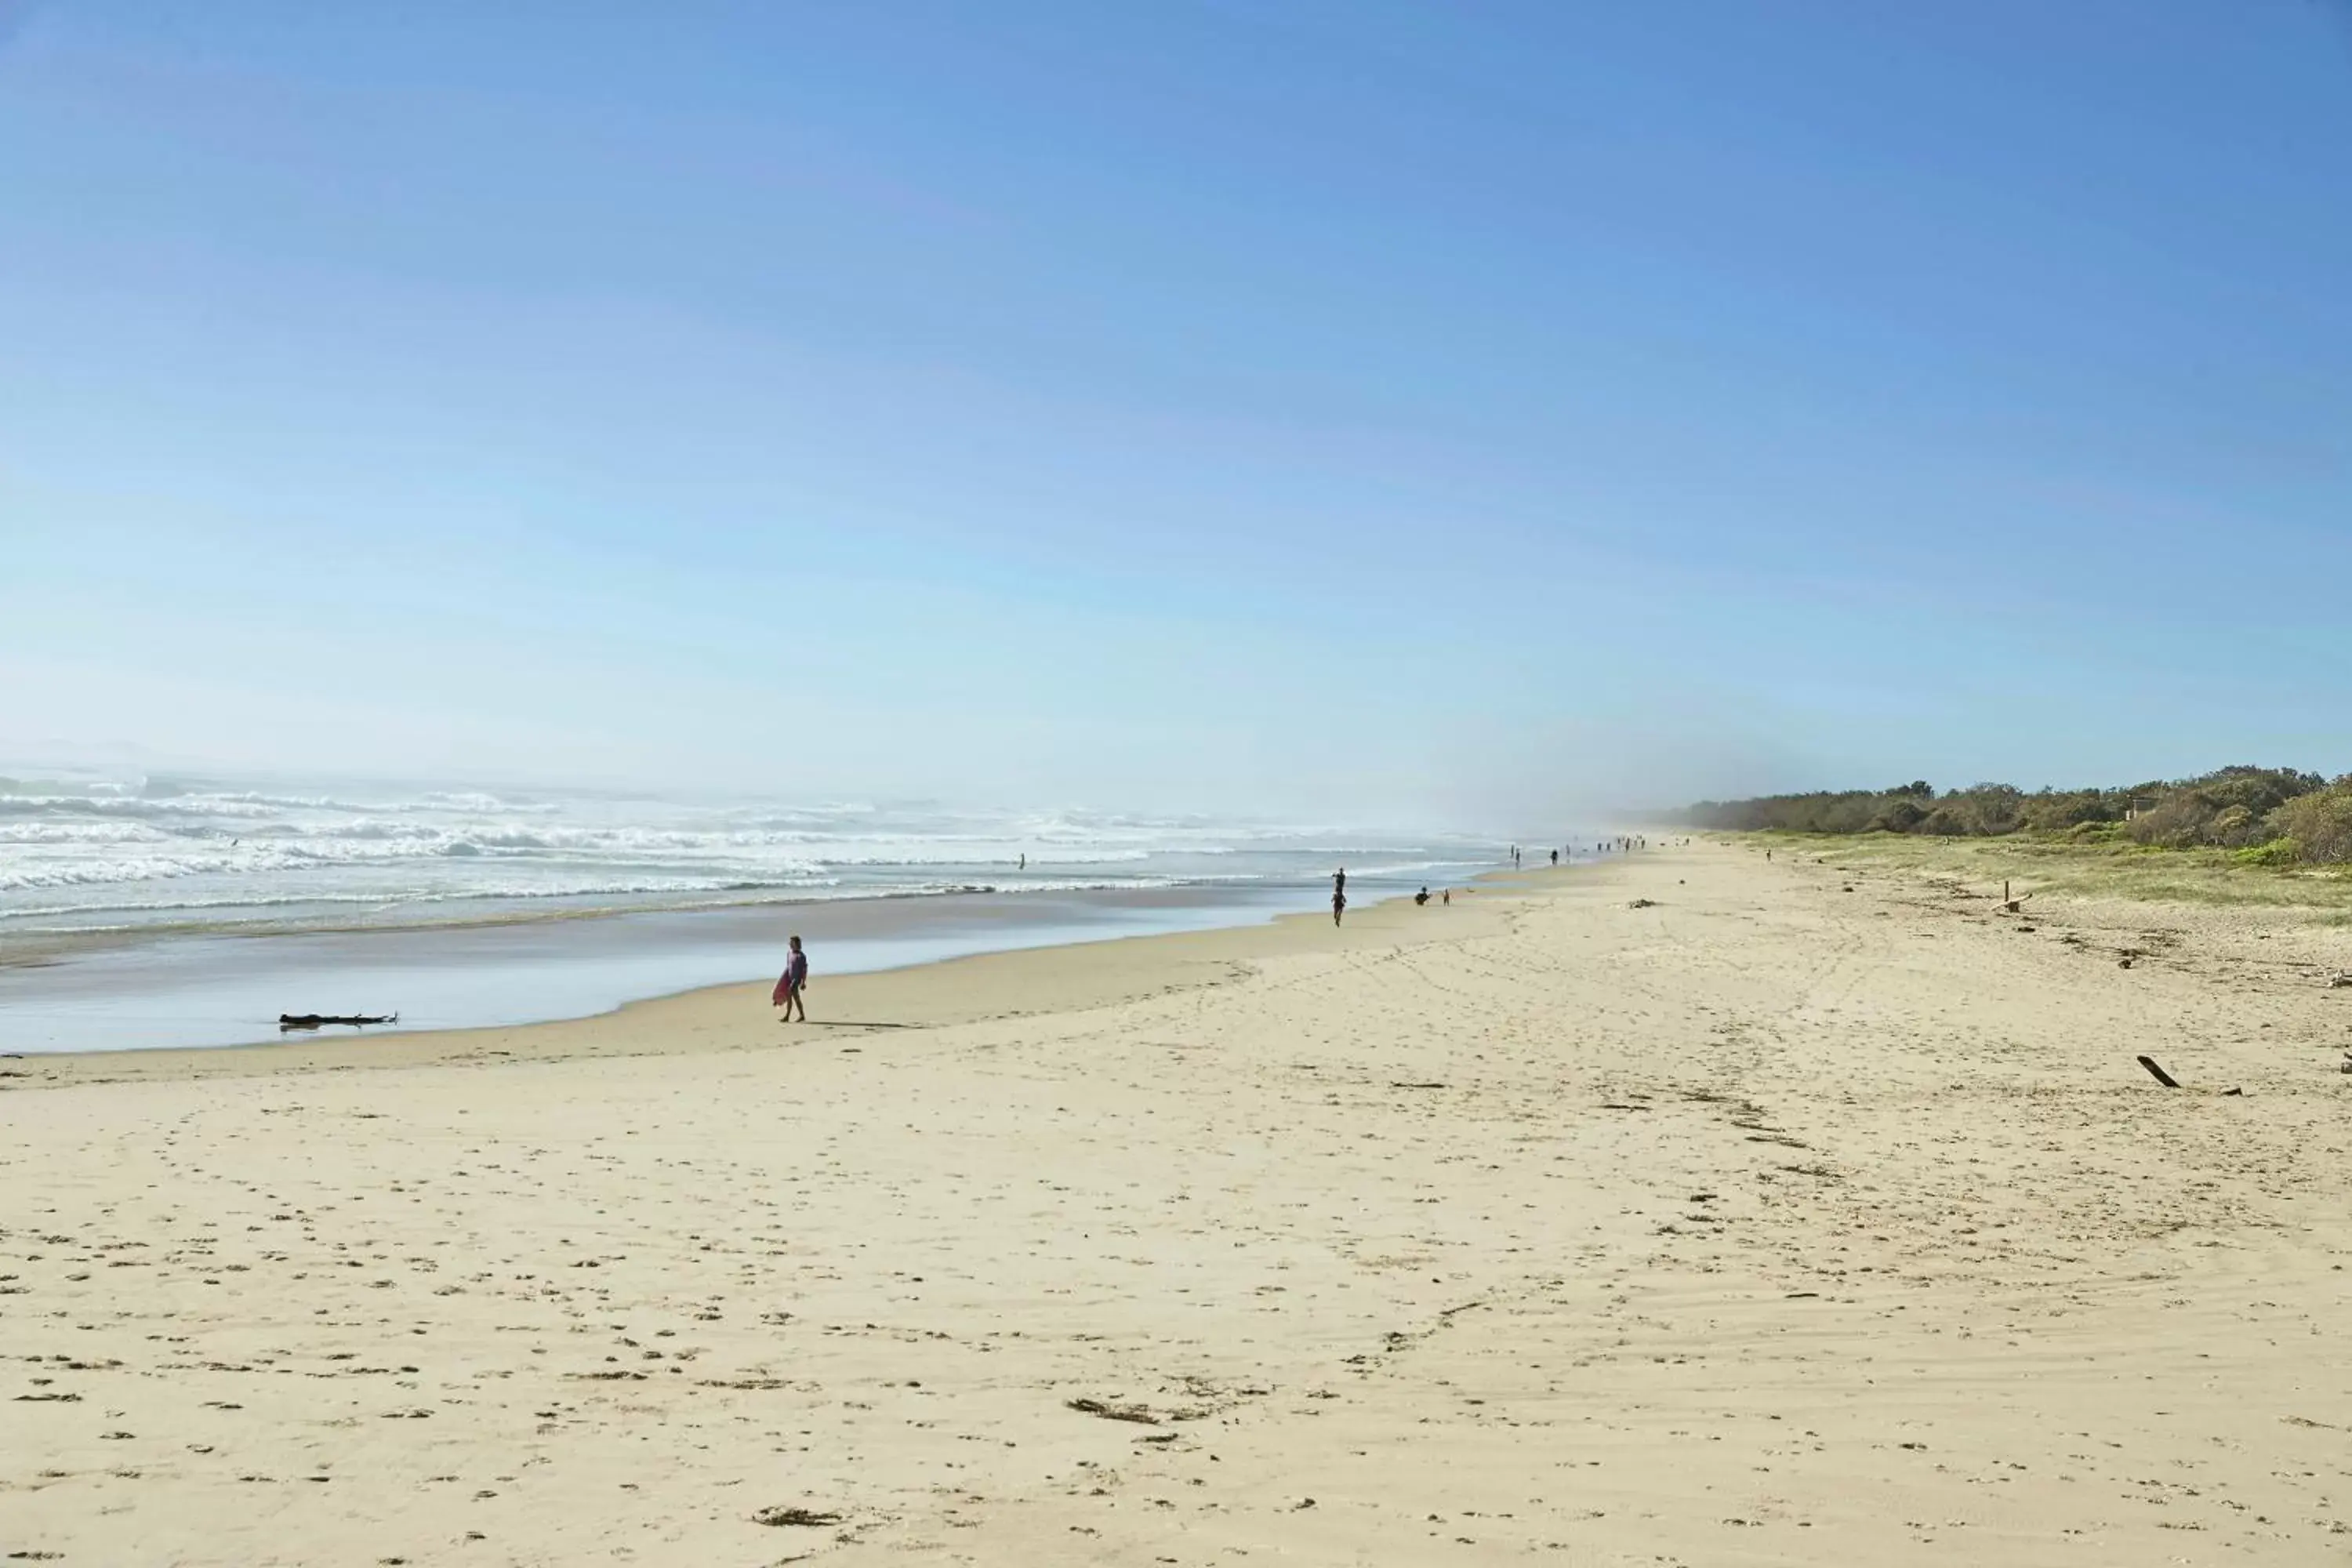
{"left": 5, "top": 845, "right": 2349, "bottom": 1565}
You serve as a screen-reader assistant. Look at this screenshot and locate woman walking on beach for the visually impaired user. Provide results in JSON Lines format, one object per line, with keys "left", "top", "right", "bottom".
{"left": 1332, "top": 884, "right": 1347, "bottom": 926}
{"left": 774, "top": 935, "right": 808, "bottom": 1023}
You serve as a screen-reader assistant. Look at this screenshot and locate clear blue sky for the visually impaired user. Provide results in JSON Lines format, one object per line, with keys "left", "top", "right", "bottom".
{"left": 3, "top": 2, "right": 2347, "bottom": 824}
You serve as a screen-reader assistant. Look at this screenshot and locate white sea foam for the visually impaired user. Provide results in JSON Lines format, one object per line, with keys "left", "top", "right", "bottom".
{"left": 0, "top": 771, "right": 1503, "bottom": 941}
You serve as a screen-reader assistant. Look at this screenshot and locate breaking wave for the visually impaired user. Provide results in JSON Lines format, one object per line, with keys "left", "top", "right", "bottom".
{"left": 0, "top": 771, "right": 1499, "bottom": 940}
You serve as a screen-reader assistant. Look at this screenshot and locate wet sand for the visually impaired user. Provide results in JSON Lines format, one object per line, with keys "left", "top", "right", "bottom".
{"left": 0, "top": 881, "right": 1317, "bottom": 1055}
{"left": 5, "top": 845, "right": 2350, "bottom": 1565}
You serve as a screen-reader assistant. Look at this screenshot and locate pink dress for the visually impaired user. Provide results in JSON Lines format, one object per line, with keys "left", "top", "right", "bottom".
{"left": 771, "top": 949, "right": 807, "bottom": 1005}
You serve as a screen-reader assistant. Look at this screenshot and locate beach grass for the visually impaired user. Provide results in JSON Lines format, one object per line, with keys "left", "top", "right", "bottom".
{"left": 1732, "top": 828, "right": 2352, "bottom": 914}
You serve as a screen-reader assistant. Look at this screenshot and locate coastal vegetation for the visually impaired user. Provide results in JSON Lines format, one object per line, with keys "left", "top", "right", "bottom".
{"left": 1682, "top": 766, "right": 2352, "bottom": 869}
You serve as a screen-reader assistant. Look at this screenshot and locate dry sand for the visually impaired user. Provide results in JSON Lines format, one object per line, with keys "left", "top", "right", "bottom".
{"left": 5, "top": 844, "right": 2350, "bottom": 1566}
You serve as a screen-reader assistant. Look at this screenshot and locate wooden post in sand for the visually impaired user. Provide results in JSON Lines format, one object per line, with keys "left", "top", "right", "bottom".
{"left": 2136, "top": 1054, "right": 2180, "bottom": 1088}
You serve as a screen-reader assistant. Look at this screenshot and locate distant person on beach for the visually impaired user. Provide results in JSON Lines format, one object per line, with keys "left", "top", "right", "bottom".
{"left": 1332, "top": 885, "right": 1347, "bottom": 925}
{"left": 1415, "top": 886, "right": 1430, "bottom": 906}
{"left": 1334, "top": 867, "right": 1346, "bottom": 898}
{"left": 1550, "top": 848, "right": 1559, "bottom": 866}
{"left": 773, "top": 935, "right": 808, "bottom": 1023}
{"left": 1442, "top": 888, "right": 1450, "bottom": 905}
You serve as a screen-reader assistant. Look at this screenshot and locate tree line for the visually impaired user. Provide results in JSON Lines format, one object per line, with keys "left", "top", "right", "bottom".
{"left": 1680, "top": 766, "right": 2352, "bottom": 866}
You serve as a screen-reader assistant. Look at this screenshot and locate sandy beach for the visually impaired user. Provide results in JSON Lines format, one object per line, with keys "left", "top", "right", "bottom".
{"left": 5, "top": 842, "right": 2350, "bottom": 1566}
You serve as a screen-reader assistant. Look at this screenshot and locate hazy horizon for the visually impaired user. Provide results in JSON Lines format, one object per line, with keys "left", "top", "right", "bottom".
{"left": 5, "top": 4, "right": 2347, "bottom": 822}
{"left": 0, "top": 753, "right": 1548, "bottom": 833}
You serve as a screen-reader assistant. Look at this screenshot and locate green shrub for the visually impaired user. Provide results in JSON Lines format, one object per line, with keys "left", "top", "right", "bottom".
{"left": 2126, "top": 793, "right": 2212, "bottom": 848}
{"left": 1685, "top": 765, "right": 2339, "bottom": 851}
{"left": 2233, "top": 838, "right": 2299, "bottom": 868}
{"left": 1873, "top": 798, "right": 1928, "bottom": 833}
{"left": 2267, "top": 784, "right": 2352, "bottom": 866}
{"left": 2024, "top": 789, "right": 2120, "bottom": 831}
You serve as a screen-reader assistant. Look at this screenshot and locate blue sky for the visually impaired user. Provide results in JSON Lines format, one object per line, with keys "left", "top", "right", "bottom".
{"left": 2, "top": 2, "right": 2347, "bottom": 824}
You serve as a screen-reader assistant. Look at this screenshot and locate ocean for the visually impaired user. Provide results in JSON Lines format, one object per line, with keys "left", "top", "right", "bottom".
{"left": 0, "top": 771, "right": 1517, "bottom": 1052}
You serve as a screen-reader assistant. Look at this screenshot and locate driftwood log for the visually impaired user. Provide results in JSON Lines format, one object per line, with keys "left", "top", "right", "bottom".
{"left": 278, "top": 1013, "right": 397, "bottom": 1031}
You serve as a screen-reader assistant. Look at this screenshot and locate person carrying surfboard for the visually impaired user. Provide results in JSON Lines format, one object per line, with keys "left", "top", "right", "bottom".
{"left": 773, "top": 935, "right": 808, "bottom": 1023}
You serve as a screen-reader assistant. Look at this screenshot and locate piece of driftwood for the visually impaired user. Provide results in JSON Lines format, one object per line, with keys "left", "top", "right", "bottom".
{"left": 1066, "top": 1397, "right": 1158, "bottom": 1425}
{"left": 2329, "top": 971, "right": 2352, "bottom": 989}
{"left": 753, "top": 1507, "right": 842, "bottom": 1528}
{"left": 2136, "top": 1054, "right": 2180, "bottom": 1088}
{"left": 278, "top": 1013, "right": 397, "bottom": 1031}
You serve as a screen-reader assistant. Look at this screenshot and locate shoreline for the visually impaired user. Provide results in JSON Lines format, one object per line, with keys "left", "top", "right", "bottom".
{"left": 0, "top": 873, "right": 1360, "bottom": 970}
{"left": 7, "top": 866, "right": 1559, "bottom": 1087}
{"left": 0, "top": 861, "right": 1508, "bottom": 1058}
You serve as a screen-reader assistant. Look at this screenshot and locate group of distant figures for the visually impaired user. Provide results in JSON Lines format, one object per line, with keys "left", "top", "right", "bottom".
{"left": 1330, "top": 866, "right": 1457, "bottom": 925}
{"left": 775, "top": 834, "right": 1691, "bottom": 1021}
{"left": 1330, "top": 835, "right": 1664, "bottom": 925}
{"left": 1506, "top": 836, "right": 1649, "bottom": 869}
